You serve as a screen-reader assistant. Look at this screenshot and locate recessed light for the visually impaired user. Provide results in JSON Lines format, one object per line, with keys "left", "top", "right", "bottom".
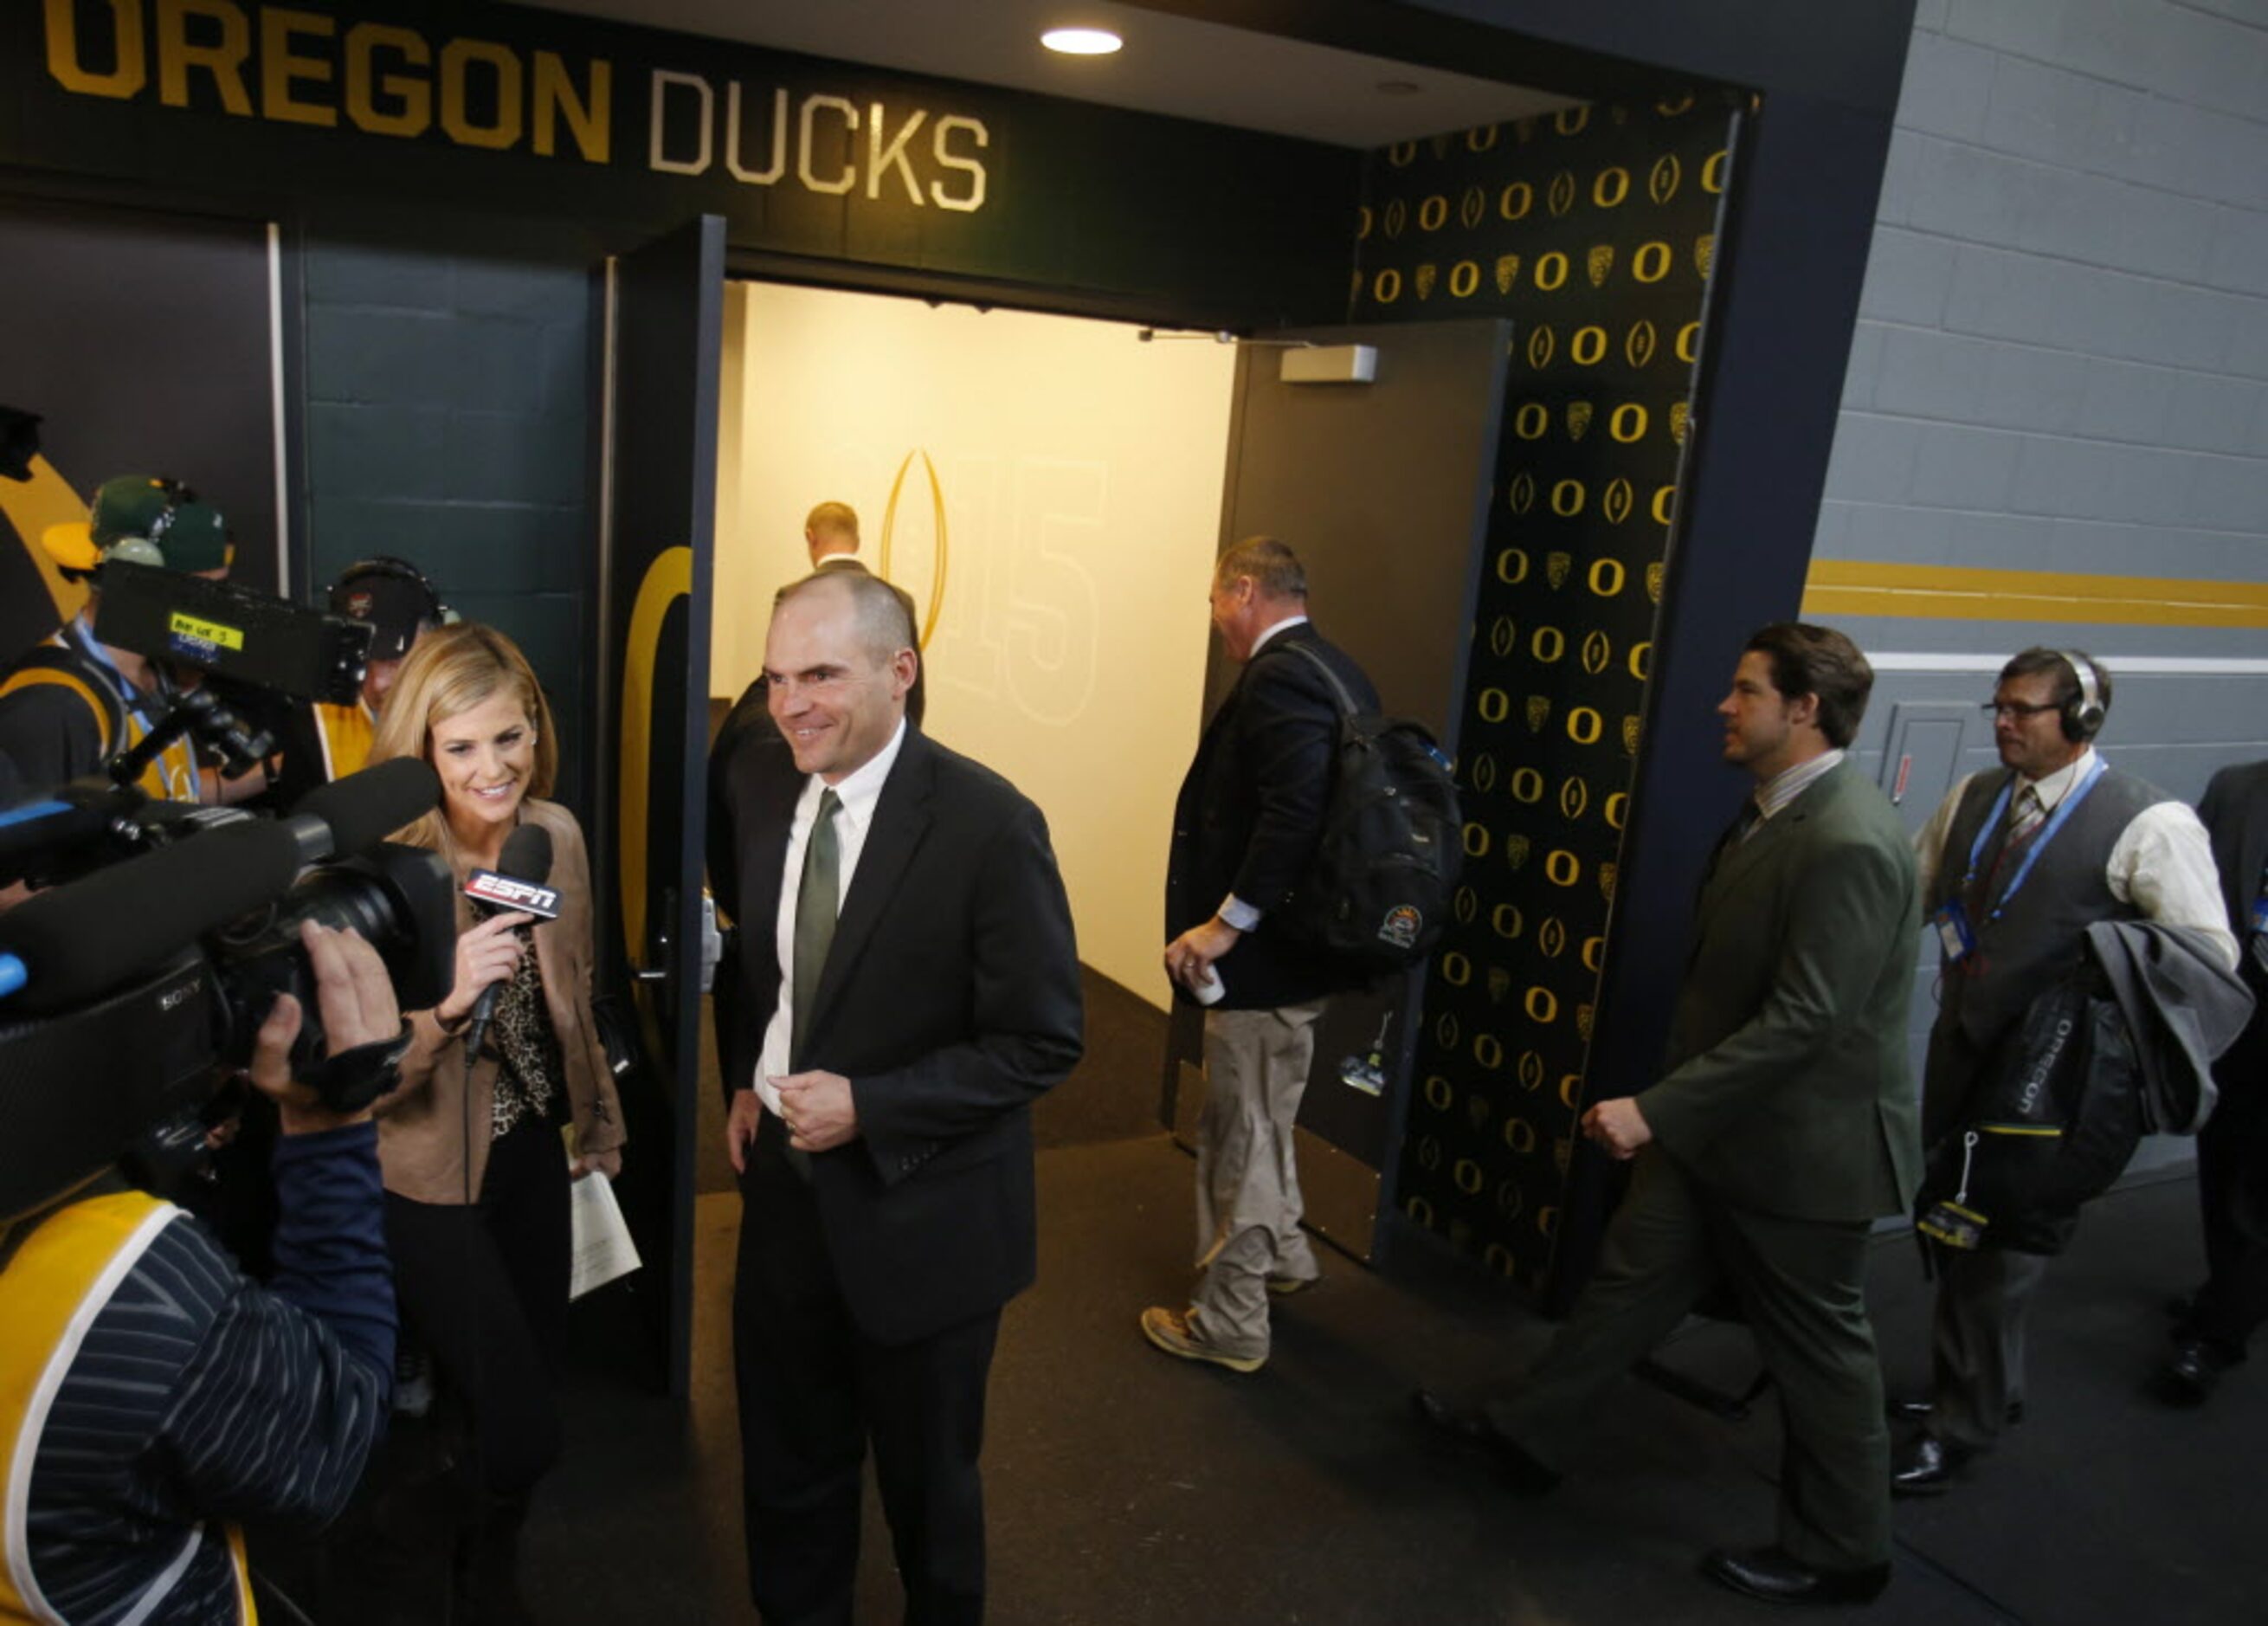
{"left": 1041, "top": 27, "right": 1123, "bottom": 55}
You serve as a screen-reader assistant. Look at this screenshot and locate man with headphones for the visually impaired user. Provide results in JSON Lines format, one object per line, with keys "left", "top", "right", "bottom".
{"left": 262, "top": 557, "right": 449, "bottom": 808}
{"left": 1893, "top": 648, "right": 2234, "bottom": 1493}
{"left": 0, "top": 474, "right": 248, "bottom": 809}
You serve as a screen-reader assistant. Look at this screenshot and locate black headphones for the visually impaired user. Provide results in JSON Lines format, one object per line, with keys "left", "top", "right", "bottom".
{"left": 326, "top": 556, "right": 454, "bottom": 629}
{"left": 2055, "top": 649, "right": 2107, "bottom": 742}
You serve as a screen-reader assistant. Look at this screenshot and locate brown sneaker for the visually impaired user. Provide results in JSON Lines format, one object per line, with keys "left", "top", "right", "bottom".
{"left": 1139, "top": 1306, "right": 1266, "bottom": 1373}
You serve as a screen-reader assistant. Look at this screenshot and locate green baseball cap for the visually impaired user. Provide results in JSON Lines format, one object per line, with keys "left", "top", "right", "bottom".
{"left": 47, "top": 475, "right": 232, "bottom": 574}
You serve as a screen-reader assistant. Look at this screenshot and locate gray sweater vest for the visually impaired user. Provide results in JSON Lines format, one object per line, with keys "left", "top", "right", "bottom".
{"left": 1926, "top": 762, "right": 2170, "bottom": 1052}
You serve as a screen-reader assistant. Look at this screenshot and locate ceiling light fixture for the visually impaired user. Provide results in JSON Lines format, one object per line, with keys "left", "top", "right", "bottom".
{"left": 1041, "top": 27, "right": 1123, "bottom": 55}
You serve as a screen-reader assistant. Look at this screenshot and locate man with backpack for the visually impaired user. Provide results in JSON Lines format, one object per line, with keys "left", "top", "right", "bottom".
{"left": 1144, "top": 536, "right": 1381, "bottom": 1375}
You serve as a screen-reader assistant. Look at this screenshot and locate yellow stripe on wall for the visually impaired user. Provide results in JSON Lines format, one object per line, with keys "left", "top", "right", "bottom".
{"left": 1801, "top": 562, "right": 2268, "bottom": 629}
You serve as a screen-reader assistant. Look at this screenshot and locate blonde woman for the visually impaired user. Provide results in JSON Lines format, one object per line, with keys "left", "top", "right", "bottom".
{"left": 364, "top": 622, "right": 623, "bottom": 1619}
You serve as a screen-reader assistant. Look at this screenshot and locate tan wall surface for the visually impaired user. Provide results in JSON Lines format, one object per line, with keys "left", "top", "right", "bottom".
{"left": 715, "top": 281, "right": 1237, "bottom": 1009}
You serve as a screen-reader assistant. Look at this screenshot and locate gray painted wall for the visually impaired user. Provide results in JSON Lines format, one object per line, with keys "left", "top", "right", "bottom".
{"left": 1818, "top": 0, "right": 2268, "bottom": 1175}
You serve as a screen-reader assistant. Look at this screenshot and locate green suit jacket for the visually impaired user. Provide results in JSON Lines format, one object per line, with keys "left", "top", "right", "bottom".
{"left": 1638, "top": 758, "right": 1923, "bottom": 1224}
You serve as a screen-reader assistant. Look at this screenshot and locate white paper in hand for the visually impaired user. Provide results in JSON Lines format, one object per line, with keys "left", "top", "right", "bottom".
{"left": 568, "top": 1164, "right": 641, "bottom": 1300}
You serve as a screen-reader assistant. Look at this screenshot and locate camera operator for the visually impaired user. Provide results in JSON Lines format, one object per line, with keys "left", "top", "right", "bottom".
{"left": 0, "top": 474, "right": 273, "bottom": 815}
{"left": 261, "top": 558, "right": 450, "bottom": 810}
{"left": 0, "top": 920, "right": 401, "bottom": 1624}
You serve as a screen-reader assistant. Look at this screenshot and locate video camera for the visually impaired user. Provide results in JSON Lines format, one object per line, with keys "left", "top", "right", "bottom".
{"left": 0, "top": 758, "right": 457, "bottom": 1224}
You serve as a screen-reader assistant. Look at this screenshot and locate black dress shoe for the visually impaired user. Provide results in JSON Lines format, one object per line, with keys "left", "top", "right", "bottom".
{"left": 1886, "top": 1395, "right": 2023, "bottom": 1425}
{"left": 1408, "top": 1389, "right": 1561, "bottom": 1494}
{"left": 2158, "top": 1339, "right": 2237, "bottom": 1405}
{"left": 1701, "top": 1546, "right": 1891, "bottom": 1606}
{"left": 1890, "top": 1432, "right": 1972, "bottom": 1496}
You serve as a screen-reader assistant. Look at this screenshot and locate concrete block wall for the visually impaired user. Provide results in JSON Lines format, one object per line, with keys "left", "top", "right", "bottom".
{"left": 300, "top": 220, "right": 597, "bottom": 813}
{"left": 1817, "top": 0, "right": 2268, "bottom": 703}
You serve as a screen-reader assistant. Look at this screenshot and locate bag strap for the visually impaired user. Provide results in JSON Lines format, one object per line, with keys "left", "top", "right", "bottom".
{"left": 1280, "top": 639, "right": 1360, "bottom": 720}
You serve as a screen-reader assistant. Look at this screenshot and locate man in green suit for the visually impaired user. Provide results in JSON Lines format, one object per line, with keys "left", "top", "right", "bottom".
{"left": 1414, "top": 622, "right": 1922, "bottom": 1607}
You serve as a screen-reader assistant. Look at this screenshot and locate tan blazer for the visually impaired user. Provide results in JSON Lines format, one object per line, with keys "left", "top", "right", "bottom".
{"left": 374, "top": 797, "right": 625, "bottom": 1204}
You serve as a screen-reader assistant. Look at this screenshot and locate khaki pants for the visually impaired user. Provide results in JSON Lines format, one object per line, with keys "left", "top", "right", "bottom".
{"left": 1188, "top": 999, "right": 1327, "bottom": 1358}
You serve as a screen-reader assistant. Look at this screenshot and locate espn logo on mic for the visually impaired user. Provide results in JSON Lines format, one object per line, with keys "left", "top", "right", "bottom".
{"left": 465, "top": 871, "right": 562, "bottom": 919}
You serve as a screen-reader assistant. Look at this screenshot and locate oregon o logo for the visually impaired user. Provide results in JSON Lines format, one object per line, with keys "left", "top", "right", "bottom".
{"left": 1472, "top": 1033, "right": 1504, "bottom": 1070}
{"left": 1524, "top": 986, "right": 1558, "bottom": 1023}
{"left": 1449, "top": 260, "right": 1481, "bottom": 298}
{"left": 1653, "top": 485, "right": 1678, "bottom": 526}
{"left": 1454, "top": 1158, "right": 1485, "bottom": 1197}
{"left": 1582, "top": 936, "right": 1607, "bottom": 972}
{"left": 1604, "top": 791, "right": 1629, "bottom": 830}
{"left": 1633, "top": 242, "right": 1672, "bottom": 282}
{"left": 1592, "top": 166, "right": 1630, "bottom": 209}
{"left": 1484, "top": 1241, "right": 1517, "bottom": 1276}
{"left": 1440, "top": 952, "right": 1472, "bottom": 987}
{"left": 1389, "top": 140, "right": 1416, "bottom": 167}
{"left": 1566, "top": 707, "right": 1604, "bottom": 745}
{"left": 1503, "top": 1117, "right": 1538, "bottom": 1155}
{"left": 1703, "top": 148, "right": 1729, "bottom": 193}
{"left": 1462, "top": 821, "right": 1491, "bottom": 857}
{"left": 1373, "top": 268, "right": 1402, "bottom": 304}
{"left": 1627, "top": 642, "right": 1652, "bottom": 680}
{"left": 1499, "top": 181, "right": 1533, "bottom": 220}
{"left": 1550, "top": 479, "right": 1587, "bottom": 517}
{"left": 1467, "top": 125, "right": 1499, "bottom": 152}
{"left": 1555, "top": 106, "right": 1589, "bottom": 136}
{"left": 1588, "top": 558, "right": 1627, "bottom": 597}
{"left": 1495, "top": 545, "right": 1530, "bottom": 581}
{"left": 1571, "top": 325, "right": 1608, "bottom": 365}
{"left": 1676, "top": 320, "right": 1701, "bottom": 363}
{"left": 1608, "top": 403, "right": 1649, "bottom": 442}
{"left": 1425, "top": 1074, "right": 1454, "bottom": 1112}
{"left": 1477, "top": 687, "right": 1511, "bottom": 724}
{"left": 1419, "top": 194, "right": 1449, "bottom": 231}
{"left": 1536, "top": 250, "right": 1569, "bottom": 290}
{"left": 1530, "top": 625, "right": 1566, "bottom": 663}
{"left": 1356, "top": 206, "right": 1374, "bottom": 240}
{"left": 1510, "top": 765, "right": 1545, "bottom": 803}
{"left": 1514, "top": 401, "right": 1550, "bottom": 440}
{"left": 1405, "top": 1196, "right": 1435, "bottom": 1228}
{"left": 1492, "top": 903, "right": 1524, "bottom": 939}
{"left": 1559, "top": 1074, "right": 1582, "bottom": 1108}
{"left": 1544, "top": 848, "right": 1582, "bottom": 886}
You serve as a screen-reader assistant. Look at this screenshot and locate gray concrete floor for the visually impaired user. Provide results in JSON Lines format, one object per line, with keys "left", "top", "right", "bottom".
{"left": 523, "top": 1131, "right": 2255, "bottom": 1624}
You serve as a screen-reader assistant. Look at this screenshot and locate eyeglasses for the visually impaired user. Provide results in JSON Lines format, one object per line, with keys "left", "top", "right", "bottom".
{"left": 1981, "top": 700, "right": 2060, "bottom": 720}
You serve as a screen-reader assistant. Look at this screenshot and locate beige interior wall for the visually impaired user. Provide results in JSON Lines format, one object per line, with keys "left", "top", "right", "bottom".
{"left": 713, "top": 282, "right": 1237, "bottom": 1010}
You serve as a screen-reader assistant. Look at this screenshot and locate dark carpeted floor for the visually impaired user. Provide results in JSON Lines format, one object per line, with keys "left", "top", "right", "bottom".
{"left": 521, "top": 1103, "right": 2258, "bottom": 1624}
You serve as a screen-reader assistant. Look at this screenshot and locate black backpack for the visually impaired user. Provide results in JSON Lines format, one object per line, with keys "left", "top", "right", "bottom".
{"left": 1277, "top": 642, "right": 1463, "bottom": 970}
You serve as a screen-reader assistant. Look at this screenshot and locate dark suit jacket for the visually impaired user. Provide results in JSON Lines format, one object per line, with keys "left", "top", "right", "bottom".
{"left": 1639, "top": 760, "right": 1923, "bottom": 1224}
{"left": 719, "top": 726, "right": 1083, "bottom": 1345}
{"left": 2200, "top": 760, "right": 2268, "bottom": 1064}
{"left": 1164, "top": 623, "right": 1376, "bottom": 1011}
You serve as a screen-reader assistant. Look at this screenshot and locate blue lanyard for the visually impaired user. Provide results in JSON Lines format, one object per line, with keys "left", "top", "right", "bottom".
{"left": 1960, "top": 754, "right": 2108, "bottom": 921}
{"left": 61, "top": 615, "right": 163, "bottom": 731}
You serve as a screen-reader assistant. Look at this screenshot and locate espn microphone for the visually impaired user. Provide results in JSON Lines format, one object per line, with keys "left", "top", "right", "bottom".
{"left": 460, "top": 823, "right": 557, "bottom": 1064}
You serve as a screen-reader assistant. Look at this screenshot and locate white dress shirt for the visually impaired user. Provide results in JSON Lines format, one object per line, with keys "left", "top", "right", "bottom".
{"left": 1914, "top": 746, "right": 2236, "bottom": 969}
{"left": 751, "top": 718, "right": 908, "bottom": 1110}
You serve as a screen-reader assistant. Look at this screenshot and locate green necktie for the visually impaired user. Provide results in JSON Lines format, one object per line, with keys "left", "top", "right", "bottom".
{"left": 791, "top": 789, "right": 841, "bottom": 1061}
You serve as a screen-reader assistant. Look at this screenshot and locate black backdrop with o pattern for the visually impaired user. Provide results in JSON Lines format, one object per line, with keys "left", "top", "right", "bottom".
{"left": 1348, "top": 97, "right": 1736, "bottom": 1294}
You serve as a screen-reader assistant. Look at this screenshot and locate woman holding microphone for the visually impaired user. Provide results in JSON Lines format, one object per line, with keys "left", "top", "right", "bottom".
{"left": 365, "top": 623, "right": 624, "bottom": 1622}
